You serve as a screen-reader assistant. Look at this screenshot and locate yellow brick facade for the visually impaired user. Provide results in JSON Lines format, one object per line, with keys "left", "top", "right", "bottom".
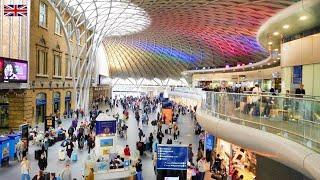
{"left": 0, "top": 0, "right": 89, "bottom": 128}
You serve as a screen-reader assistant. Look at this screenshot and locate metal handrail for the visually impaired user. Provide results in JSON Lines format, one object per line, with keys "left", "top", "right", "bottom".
{"left": 201, "top": 91, "right": 320, "bottom": 153}
{"left": 209, "top": 110, "right": 320, "bottom": 146}
{"left": 204, "top": 91, "right": 320, "bottom": 103}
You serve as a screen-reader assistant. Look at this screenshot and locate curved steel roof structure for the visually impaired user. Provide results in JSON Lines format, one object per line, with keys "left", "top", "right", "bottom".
{"left": 48, "top": 0, "right": 298, "bottom": 109}
{"left": 103, "top": 0, "right": 297, "bottom": 78}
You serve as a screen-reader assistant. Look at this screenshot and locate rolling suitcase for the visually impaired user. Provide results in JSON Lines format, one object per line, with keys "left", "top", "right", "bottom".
{"left": 58, "top": 149, "right": 65, "bottom": 161}
{"left": 165, "top": 129, "right": 168, "bottom": 134}
{"left": 71, "top": 152, "right": 77, "bottom": 161}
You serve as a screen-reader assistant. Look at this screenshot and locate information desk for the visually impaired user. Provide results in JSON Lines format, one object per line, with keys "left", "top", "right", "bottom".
{"left": 94, "top": 168, "right": 136, "bottom": 180}
{"left": 95, "top": 113, "right": 117, "bottom": 135}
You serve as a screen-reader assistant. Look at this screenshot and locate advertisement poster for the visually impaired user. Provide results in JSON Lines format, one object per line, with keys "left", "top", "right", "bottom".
{"left": 0, "top": 57, "right": 28, "bottom": 83}
{"left": 0, "top": 58, "right": 3, "bottom": 82}
{"left": 293, "top": 65, "right": 302, "bottom": 85}
{"left": 96, "top": 120, "right": 117, "bottom": 135}
{"left": 100, "top": 138, "right": 113, "bottom": 148}
{"left": 162, "top": 108, "right": 173, "bottom": 125}
{"left": 205, "top": 134, "right": 215, "bottom": 151}
{"left": 2, "top": 142, "right": 9, "bottom": 159}
{"left": 157, "top": 145, "right": 188, "bottom": 170}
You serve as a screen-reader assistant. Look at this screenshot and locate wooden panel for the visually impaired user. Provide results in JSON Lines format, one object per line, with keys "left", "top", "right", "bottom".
{"left": 312, "top": 35, "right": 320, "bottom": 63}
{"left": 302, "top": 64, "right": 314, "bottom": 96}
{"left": 313, "top": 64, "right": 320, "bottom": 97}
{"left": 282, "top": 34, "right": 320, "bottom": 67}
{"left": 301, "top": 36, "right": 313, "bottom": 64}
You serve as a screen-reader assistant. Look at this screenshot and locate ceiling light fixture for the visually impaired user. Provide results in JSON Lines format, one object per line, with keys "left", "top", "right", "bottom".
{"left": 273, "top": 32, "right": 279, "bottom": 36}
{"left": 283, "top": 24, "right": 290, "bottom": 29}
{"left": 274, "top": 49, "right": 279, "bottom": 51}
{"left": 299, "top": 16, "right": 308, "bottom": 21}
{"left": 274, "top": 60, "right": 277, "bottom": 63}
{"left": 277, "top": 57, "right": 281, "bottom": 60}
{"left": 268, "top": 42, "right": 273, "bottom": 45}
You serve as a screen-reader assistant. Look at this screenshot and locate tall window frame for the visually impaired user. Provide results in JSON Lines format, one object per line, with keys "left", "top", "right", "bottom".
{"left": 53, "top": 53, "right": 62, "bottom": 77}
{"left": 55, "top": 16, "right": 61, "bottom": 35}
{"left": 37, "top": 49, "right": 48, "bottom": 76}
{"left": 65, "top": 54, "right": 72, "bottom": 78}
{"left": 39, "top": 1, "right": 47, "bottom": 28}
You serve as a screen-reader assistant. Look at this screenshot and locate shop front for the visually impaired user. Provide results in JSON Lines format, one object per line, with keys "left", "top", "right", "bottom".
{"left": 53, "top": 92, "right": 60, "bottom": 114}
{"left": 65, "top": 91, "right": 71, "bottom": 117}
{"left": 214, "top": 138, "right": 257, "bottom": 180}
{"left": 36, "top": 93, "right": 46, "bottom": 123}
{"left": 230, "top": 144, "right": 256, "bottom": 180}
{"left": 0, "top": 95, "right": 9, "bottom": 128}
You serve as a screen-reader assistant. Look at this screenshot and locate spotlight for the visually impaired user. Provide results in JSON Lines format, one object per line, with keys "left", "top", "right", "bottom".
{"left": 283, "top": 24, "right": 290, "bottom": 29}
{"left": 299, "top": 16, "right": 308, "bottom": 21}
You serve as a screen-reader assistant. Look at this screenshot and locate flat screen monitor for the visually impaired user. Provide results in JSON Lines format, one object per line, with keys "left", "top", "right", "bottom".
{"left": 0, "top": 57, "right": 28, "bottom": 83}
{"left": 100, "top": 138, "right": 113, "bottom": 148}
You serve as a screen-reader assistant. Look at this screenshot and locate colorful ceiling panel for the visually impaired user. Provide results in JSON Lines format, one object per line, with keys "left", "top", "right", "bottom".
{"left": 103, "top": 0, "right": 297, "bottom": 78}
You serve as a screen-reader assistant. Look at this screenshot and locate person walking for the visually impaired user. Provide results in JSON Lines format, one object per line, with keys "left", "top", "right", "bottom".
{"left": 60, "top": 164, "right": 72, "bottom": 180}
{"left": 135, "top": 159, "right": 143, "bottom": 180}
{"left": 168, "top": 122, "right": 173, "bottom": 134}
{"left": 16, "top": 139, "right": 23, "bottom": 162}
{"left": 148, "top": 133, "right": 154, "bottom": 152}
{"left": 87, "top": 136, "right": 95, "bottom": 154}
{"left": 65, "top": 139, "right": 74, "bottom": 159}
{"left": 21, "top": 157, "right": 31, "bottom": 180}
{"left": 157, "top": 131, "right": 164, "bottom": 144}
{"left": 38, "top": 153, "right": 47, "bottom": 171}
{"left": 138, "top": 128, "right": 144, "bottom": 142}
{"left": 85, "top": 168, "right": 94, "bottom": 180}
{"left": 197, "top": 157, "right": 206, "bottom": 180}
{"left": 32, "top": 170, "right": 44, "bottom": 180}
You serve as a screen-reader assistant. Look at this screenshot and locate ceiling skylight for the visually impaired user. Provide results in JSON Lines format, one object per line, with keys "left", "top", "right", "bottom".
{"left": 66, "top": 0, "right": 150, "bottom": 37}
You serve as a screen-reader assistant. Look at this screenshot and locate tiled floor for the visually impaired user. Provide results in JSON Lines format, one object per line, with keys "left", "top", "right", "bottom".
{"left": 0, "top": 104, "right": 199, "bottom": 180}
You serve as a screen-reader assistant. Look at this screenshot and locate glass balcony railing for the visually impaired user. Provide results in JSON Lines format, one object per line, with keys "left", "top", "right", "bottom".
{"left": 201, "top": 92, "right": 320, "bottom": 153}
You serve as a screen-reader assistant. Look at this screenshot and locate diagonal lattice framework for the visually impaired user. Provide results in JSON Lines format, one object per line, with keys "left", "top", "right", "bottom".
{"left": 46, "top": 0, "right": 297, "bottom": 112}
{"left": 103, "top": 0, "right": 297, "bottom": 79}
{"left": 46, "top": 0, "right": 150, "bottom": 112}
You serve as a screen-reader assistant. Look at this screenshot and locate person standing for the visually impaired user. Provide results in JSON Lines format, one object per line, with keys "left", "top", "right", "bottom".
{"left": 188, "top": 144, "right": 193, "bottom": 163}
{"left": 295, "top": 84, "right": 305, "bottom": 97}
{"left": 21, "top": 157, "right": 31, "bottom": 180}
{"left": 157, "top": 131, "right": 164, "bottom": 144}
{"left": 60, "top": 164, "right": 72, "bottom": 180}
{"left": 87, "top": 136, "right": 95, "bottom": 154}
{"left": 16, "top": 140, "right": 23, "bottom": 162}
{"left": 38, "top": 153, "right": 47, "bottom": 171}
{"left": 135, "top": 159, "right": 143, "bottom": 180}
{"left": 197, "top": 157, "right": 206, "bottom": 180}
{"left": 124, "top": 145, "right": 131, "bottom": 156}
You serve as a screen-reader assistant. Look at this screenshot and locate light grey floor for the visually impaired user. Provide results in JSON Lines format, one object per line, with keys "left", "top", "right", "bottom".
{"left": 0, "top": 104, "right": 199, "bottom": 180}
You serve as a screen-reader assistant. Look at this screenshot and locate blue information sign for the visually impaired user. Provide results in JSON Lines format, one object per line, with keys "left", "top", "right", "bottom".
{"left": 205, "top": 134, "right": 215, "bottom": 151}
{"left": 157, "top": 145, "right": 188, "bottom": 170}
{"left": 96, "top": 120, "right": 117, "bottom": 135}
{"left": 293, "top": 65, "right": 302, "bottom": 84}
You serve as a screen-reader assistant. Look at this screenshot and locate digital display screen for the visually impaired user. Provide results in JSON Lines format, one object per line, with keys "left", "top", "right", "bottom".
{"left": 0, "top": 57, "right": 28, "bottom": 83}
{"left": 100, "top": 138, "right": 113, "bottom": 148}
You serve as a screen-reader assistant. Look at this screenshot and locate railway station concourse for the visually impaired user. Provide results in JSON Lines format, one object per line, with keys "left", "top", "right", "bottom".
{"left": 0, "top": 0, "right": 320, "bottom": 180}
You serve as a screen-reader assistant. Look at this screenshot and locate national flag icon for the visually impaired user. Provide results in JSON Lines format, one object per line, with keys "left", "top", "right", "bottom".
{"left": 4, "top": 4, "right": 28, "bottom": 16}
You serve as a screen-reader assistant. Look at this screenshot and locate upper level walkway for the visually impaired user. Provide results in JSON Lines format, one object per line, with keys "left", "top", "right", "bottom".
{"left": 168, "top": 89, "right": 320, "bottom": 179}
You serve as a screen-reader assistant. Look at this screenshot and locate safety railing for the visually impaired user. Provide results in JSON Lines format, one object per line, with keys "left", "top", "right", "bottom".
{"left": 201, "top": 92, "right": 320, "bottom": 153}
